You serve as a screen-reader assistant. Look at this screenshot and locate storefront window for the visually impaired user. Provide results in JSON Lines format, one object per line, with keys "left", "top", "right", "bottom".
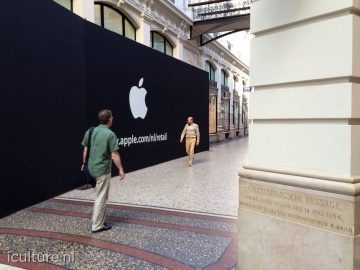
{"left": 53, "top": 0, "right": 73, "bottom": 11}
{"left": 94, "top": 3, "right": 136, "bottom": 41}
{"left": 209, "top": 96, "right": 217, "bottom": 134}
{"left": 104, "top": 6, "right": 123, "bottom": 35}
{"left": 205, "top": 61, "right": 216, "bottom": 81}
{"left": 165, "top": 41, "right": 173, "bottom": 56}
{"left": 94, "top": 4, "right": 101, "bottom": 26}
{"left": 151, "top": 32, "right": 173, "bottom": 56}
{"left": 125, "top": 19, "right": 136, "bottom": 40}
{"left": 221, "top": 70, "right": 228, "bottom": 86}
{"left": 233, "top": 100, "right": 240, "bottom": 130}
{"left": 223, "top": 98, "right": 230, "bottom": 131}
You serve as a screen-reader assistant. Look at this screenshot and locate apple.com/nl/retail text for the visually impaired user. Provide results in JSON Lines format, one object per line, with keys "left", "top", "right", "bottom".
{"left": 118, "top": 132, "right": 168, "bottom": 147}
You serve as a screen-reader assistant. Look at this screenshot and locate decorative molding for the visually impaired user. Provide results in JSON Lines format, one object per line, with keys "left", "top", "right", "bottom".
{"left": 97, "top": 0, "right": 247, "bottom": 73}
{"left": 204, "top": 34, "right": 249, "bottom": 72}
{"left": 239, "top": 166, "right": 360, "bottom": 196}
{"left": 121, "top": 0, "right": 191, "bottom": 40}
{"left": 243, "top": 164, "right": 360, "bottom": 184}
{"left": 117, "top": 0, "right": 125, "bottom": 6}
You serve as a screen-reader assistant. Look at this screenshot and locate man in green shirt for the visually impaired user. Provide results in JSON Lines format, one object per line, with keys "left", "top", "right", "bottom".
{"left": 81, "top": 109, "right": 125, "bottom": 233}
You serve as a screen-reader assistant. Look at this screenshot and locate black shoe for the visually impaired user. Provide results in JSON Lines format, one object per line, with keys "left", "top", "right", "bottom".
{"left": 92, "top": 223, "right": 112, "bottom": 233}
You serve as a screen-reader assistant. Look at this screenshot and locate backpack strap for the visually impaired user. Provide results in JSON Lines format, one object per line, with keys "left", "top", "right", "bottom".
{"left": 85, "top": 127, "right": 95, "bottom": 163}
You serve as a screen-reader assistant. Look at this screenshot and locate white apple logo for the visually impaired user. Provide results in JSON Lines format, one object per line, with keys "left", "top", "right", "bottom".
{"left": 129, "top": 78, "right": 148, "bottom": 119}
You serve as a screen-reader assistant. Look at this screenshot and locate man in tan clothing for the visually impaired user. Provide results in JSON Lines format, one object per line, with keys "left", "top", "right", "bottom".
{"left": 180, "top": 117, "right": 200, "bottom": 166}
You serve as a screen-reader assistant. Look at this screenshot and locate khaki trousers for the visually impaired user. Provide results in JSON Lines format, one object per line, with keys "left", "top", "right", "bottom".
{"left": 185, "top": 137, "right": 196, "bottom": 164}
{"left": 92, "top": 173, "right": 111, "bottom": 231}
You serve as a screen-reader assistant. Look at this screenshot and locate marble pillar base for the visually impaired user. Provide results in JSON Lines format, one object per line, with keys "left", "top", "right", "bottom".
{"left": 216, "top": 125, "right": 226, "bottom": 141}
{"left": 244, "top": 128, "right": 249, "bottom": 136}
{"left": 218, "top": 132, "right": 226, "bottom": 141}
{"left": 229, "top": 126, "right": 236, "bottom": 139}
{"left": 209, "top": 134, "right": 219, "bottom": 143}
{"left": 238, "top": 175, "right": 360, "bottom": 270}
{"left": 238, "top": 125, "right": 245, "bottom": 136}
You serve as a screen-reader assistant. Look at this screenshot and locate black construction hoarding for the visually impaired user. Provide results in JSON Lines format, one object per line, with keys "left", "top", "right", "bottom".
{"left": 85, "top": 22, "right": 209, "bottom": 172}
{"left": 0, "top": 0, "right": 209, "bottom": 218}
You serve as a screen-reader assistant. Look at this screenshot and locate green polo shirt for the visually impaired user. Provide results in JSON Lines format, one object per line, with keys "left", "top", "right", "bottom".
{"left": 81, "top": 124, "right": 119, "bottom": 177}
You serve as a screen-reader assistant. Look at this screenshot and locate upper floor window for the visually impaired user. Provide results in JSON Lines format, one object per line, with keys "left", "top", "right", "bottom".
{"left": 221, "top": 70, "right": 229, "bottom": 86}
{"left": 205, "top": 61, "right": 216, "bottom": 81}
{"left": 234, "top": 76, "right": 239, "bottom": 90}
{"left": 94, "top": 3, "right": 136, "bottom": 41}
{"left": 151, "top": 32, "right": 173, "bottom": 56}
{"left": 53, "top": 0, "right": 73, "bottom": 11}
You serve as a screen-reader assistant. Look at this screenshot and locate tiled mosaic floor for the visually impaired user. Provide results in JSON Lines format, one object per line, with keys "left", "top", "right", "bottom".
{"left": 61, "top": 138, "right": 249, "bottom": 217}
{"left": 0, "top": 138, "right": 248, "bottom": 269}
{"left": 0, "top": 199, "right": 237, "bottom": 270}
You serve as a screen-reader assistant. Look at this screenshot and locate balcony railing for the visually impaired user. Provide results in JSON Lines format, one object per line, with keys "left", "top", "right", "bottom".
{"left": 221, "top": 84, "right": 229, "bottom": 91}
{"left": 190, "top": 0, "right": 254, "bottom": 22}
{"left": 209, "top": 80, "right": 217, "bottom": 87}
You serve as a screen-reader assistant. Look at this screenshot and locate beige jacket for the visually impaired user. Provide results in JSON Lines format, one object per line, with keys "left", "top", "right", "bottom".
{"left": 180, "top": 123, "right": 200, "bottom": 144}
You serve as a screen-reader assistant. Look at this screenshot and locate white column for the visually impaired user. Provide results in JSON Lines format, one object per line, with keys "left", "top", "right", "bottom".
{"left": 229, "top": 75, "right": 235, "bottom": 138}
{"left": 239, "top": 1, "right": 360, "bottom": 269}
{"left": 173, "top": 36, "right": 184, "bottom": 60}
{"left": 199, "top": 54, "right": 206, "bottom": 70}
{"left": 230, "top": 76, "right": 234, "bottom": 117}
{"left": 136, "top": 14, "right": 151, "bottom": 46}
{"left": 215, "top": 65, "right": 223, "bottom": 138}
{"left": 73, "top": 0, "right": 94, "bottom": 22}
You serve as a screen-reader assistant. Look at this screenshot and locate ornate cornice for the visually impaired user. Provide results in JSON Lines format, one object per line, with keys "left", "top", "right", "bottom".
{"left": 200, "top": 43, "right": 249, "bottom": 77}
{"left": 104, "top": 0, "right": 248, "bottom": 69}
{"left": 120, "top": 0, "right": 191, "bottom": 40}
